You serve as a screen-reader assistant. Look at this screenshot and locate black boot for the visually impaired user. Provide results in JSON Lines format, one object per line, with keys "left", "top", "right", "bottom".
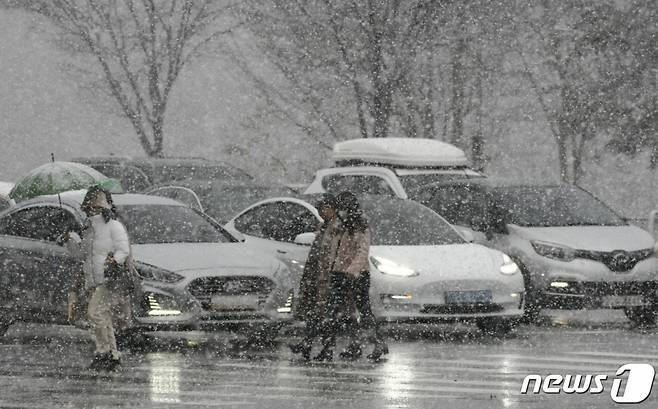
{"left": 89, "top": 353, "right": 109, "bottom": 371}
{"left": 313, "top": 345, "right": 333, "bottom": 362}
{"left": 104, "top": 355, "right": 121, "bottom": 371}
{"left": 367, "top": 342, "right": 389, "bottom": 362}
{"left": 339, "top": 341, "right": 363, "bottom": 360}
{"left": 289, "top": 341, "right": 312, "bottom": 360}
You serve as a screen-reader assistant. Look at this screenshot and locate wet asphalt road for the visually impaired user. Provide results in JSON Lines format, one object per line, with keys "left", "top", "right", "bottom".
{"left": 1, "top": 311, "right": 658, "bottom": 409}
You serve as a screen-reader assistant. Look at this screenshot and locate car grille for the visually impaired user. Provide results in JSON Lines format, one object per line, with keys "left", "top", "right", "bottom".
{"left": 188, "top": 276, "right": 275, "bottom": 300}
{"left": 420, "top": 303, "right": 504, "bottom": 314}
{"left": 574, "top": 248, "right": 654, "bottom": 272}
{"left": 547, "top": 280, "right": 658, "bottom": 296}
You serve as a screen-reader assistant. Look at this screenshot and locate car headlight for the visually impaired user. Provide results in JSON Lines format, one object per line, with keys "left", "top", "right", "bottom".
{"left": 370, "top": 256, "right": 418, "bottom": 277}
{"left": 145, "top": 292, "right": 182, "bottom": 316}
{"left": 531, "top": 240, "right": 576, "bottom": 261}
{"left": 500, "top": 254, "right": 519, "bottom": 275}
{"left": 134, "top": 262, "right": 184, "bottom": 284}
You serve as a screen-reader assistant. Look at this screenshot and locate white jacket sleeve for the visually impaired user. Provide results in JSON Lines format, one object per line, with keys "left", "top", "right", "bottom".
{"left": 108, "top": 220, "right": 130, "bottom": 264}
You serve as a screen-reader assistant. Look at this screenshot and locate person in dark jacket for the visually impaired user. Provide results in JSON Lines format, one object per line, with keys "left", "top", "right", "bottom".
{"left": 290, "top": 194, "right": 340, "bottom": 360}
{"left": 315, "top": 191, "right": 388, "bottom": 362}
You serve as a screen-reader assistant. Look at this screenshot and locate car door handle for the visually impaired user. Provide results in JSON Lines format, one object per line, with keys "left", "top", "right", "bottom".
{"left": 277, "top": 249, "right": 287, "bottom": 254}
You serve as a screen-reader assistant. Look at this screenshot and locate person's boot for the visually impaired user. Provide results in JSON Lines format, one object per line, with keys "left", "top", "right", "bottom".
{"left": 89, "top": 353, "right": 111, "bottom": 371}
{"left": 339, "top": 340, "right": 362, "bottom": 360}
{"left": 104, "top": 354, "right": 121, "bottom": 371}
{"left": 367, "top": 342, "right": 389, "bottom": 362}
{"left": 289, "top": 340, "right": 312, "bottom": 361}
{"left": 313, "top": 345, "right": 333, "bottom": 362}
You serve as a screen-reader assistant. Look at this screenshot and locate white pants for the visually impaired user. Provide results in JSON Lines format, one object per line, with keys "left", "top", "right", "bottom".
{"left": 87, "top": 285, "right": 131, "bottom": 358}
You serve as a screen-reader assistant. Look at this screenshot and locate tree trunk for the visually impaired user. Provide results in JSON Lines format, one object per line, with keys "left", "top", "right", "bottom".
{"left": 450, "top": 36, "right": 466, "bottom": 145}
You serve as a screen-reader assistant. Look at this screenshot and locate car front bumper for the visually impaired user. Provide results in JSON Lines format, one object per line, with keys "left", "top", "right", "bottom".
{"left": 523, "top": 255, "right": 658, "bottom": 309}
{"left": 372, "top": 277, "right": 525, "bottom": 322}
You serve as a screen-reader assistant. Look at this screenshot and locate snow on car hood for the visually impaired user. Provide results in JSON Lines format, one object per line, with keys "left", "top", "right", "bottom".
{"left": 132, "top": 242, "right": 279, "bottom": 273}
{"left": 371, "top": 243, "right": 503, "bottom": 281}
{"left": 508, "top": 224, "right": 655, "bottom": 251}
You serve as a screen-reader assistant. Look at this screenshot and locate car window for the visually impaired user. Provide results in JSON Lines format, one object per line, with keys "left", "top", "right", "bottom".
{"left": 0, "top": 207, "right": 79, "bottom": 242}
{"left": 91, "top": 164, "right": 151, "bottom": 192}
{"left": 493, "top": 186, "right": 626, "bottom": 227}
{"left": 361, "top": 200, "right": 465, "bottom": 246}
{"left": 322, "top": 175, "right": 395, "bottom": 196}
{"left": 233, "top": 203, "right": 278, "bottom": 238}
{"left": 420, "top": 184, "right": 491, "bottom": 230}
{"left": 234, "top": 202, "right": 318, "bottom": 242}
{"left": 118, "top": 204, "right": 234, "bottom": 244}
{"left": 148, "top": 187, "right": 203, "bottom": 212}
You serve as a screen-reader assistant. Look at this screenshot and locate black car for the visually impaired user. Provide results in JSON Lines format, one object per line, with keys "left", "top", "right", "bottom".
{"left": 145, "top": 179, "right": 297, "bottom": 224}
{"left": 71, "top": 156, "right": 253, "bottom": 192}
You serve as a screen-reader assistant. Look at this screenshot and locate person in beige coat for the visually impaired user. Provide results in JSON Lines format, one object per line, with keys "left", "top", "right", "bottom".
{"left": 315, "top": 191, "right": 388, "bottom": 362}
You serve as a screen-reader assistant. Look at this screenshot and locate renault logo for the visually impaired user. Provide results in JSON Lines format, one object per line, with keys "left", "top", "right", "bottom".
{"left": 610, "top": 250, "right": 632, "bottom": 271}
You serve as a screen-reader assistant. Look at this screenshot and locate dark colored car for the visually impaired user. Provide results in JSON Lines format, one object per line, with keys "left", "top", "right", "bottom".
{"left": 71, "top": 156, "right": 253, "bottom": 192}
{"left": 145, "top": 179, "right": 297, "bottom": 224}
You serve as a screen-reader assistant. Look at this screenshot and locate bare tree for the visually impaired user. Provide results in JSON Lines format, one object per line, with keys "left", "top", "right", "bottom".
{"left": 6, "top": 0, "right": 234, "bottom": 157}
{"left": 237, "top": 0, "right": 443, "bottom": 142}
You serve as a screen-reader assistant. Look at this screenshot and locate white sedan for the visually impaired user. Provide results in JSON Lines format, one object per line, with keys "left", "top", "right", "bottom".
{"left": 225, "top": 195, "right": 525, "bottom": 334}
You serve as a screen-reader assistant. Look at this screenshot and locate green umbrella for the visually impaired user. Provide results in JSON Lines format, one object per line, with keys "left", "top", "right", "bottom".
{"left": 9, "top": 161, "right": 124, "bottom": 202}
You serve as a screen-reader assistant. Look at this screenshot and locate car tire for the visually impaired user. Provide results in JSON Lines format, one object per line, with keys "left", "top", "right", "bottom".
{"left": 512, "top": 258, "right": 542, "bottom": 324}
{"left": 624, "top": 307, "right": 656, "bottom": 327}
{"left": 521, "top": 290, "right": 542, "bottom": 324}
{"left": 476, "top": 318, "right": 516, "bottom": 337}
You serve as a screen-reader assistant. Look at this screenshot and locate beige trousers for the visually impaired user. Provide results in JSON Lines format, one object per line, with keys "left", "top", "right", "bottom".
{"left": 87, "top": 284, "right": 131, "bottom": 358}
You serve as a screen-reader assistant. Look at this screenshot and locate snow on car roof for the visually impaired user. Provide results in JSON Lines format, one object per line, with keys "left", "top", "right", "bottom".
{"left": 332, "top": 138, "right": 468, "bottom": 167}
{"left": 22, "top": 189, "right": 185, "bottom": 207}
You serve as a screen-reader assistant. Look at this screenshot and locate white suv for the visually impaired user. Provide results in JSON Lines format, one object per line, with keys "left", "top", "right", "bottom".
{"left": 305, "top": 138, "right": 484, "bottom": 197}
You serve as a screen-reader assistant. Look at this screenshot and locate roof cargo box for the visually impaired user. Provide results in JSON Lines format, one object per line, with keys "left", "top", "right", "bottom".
{"left": 332, "top": 138, "right": 468, "bottom": 168}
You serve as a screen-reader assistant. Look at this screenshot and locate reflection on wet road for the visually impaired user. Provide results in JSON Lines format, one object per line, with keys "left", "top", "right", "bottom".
{"left": 1, "top": 311, "right": 657, "bottom": 408}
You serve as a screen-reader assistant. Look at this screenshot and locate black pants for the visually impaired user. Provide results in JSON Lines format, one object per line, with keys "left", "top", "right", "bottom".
{"left": 322, "top": 271, "right": 380, "bottom": 347}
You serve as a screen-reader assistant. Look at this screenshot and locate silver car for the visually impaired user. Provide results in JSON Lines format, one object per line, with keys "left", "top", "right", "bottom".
{"left": 415, "top": 182, "right": 658, "bottom": 325}
{"left": 0, "top": 191, "right": 294, "bottom": 341}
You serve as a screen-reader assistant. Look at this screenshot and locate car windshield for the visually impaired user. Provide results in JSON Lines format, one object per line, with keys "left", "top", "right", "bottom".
{"left": 360, "top": 199, "right": 464, "bottom": 246}
{"left": 398, "top": 173, "right": 484, "bottom": 192}
{"left": 493, "top": 186, "right": 626, "bottom": 227}
{"left": 118, "top": 204, "right": 233, "bottom": 244}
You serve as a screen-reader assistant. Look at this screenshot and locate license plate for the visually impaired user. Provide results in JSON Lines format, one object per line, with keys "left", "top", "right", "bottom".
{"left": 211, "top": 295, "right": 259, "bottom": 311}
{"left": 601, "top": 295, "right": 647, "bottom": 307}
{"left": 445, "top": 290, "right": 492, "bottom": 304}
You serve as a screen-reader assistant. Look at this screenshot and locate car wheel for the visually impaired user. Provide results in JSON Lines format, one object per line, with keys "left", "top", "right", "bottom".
{"left": 116, "top": 328, "right": 150, "bottom": 352}
{"left": 476, "top": 318, "right": 516, "bottom": 337}
{"left": 521, "top": 290, "right": 542, "bottom": 324}
{"left": 512, "top": 258, "right": 542, "bottom": 324}
{"left": 624, "top": 307, "right": 656, "bottom": 327}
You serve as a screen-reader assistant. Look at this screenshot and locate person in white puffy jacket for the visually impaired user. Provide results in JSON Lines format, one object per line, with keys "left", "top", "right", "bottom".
{"left": 67, "top": 186, "right": 132, "bottom": 371}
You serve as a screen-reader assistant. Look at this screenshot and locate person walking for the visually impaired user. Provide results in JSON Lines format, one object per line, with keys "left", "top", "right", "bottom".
{"left": 316, "top": 191, "right": 388, "bottom": 362}
{"left": 65, "top": 186, "right": 133, "bottom": 371}
{"left": 290, "top": 194, "right": 340, "bottom": 360}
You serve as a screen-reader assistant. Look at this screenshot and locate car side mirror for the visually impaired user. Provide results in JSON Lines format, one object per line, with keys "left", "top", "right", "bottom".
{"left": 294, "top": 232, "right": 316, "bottom": 246}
